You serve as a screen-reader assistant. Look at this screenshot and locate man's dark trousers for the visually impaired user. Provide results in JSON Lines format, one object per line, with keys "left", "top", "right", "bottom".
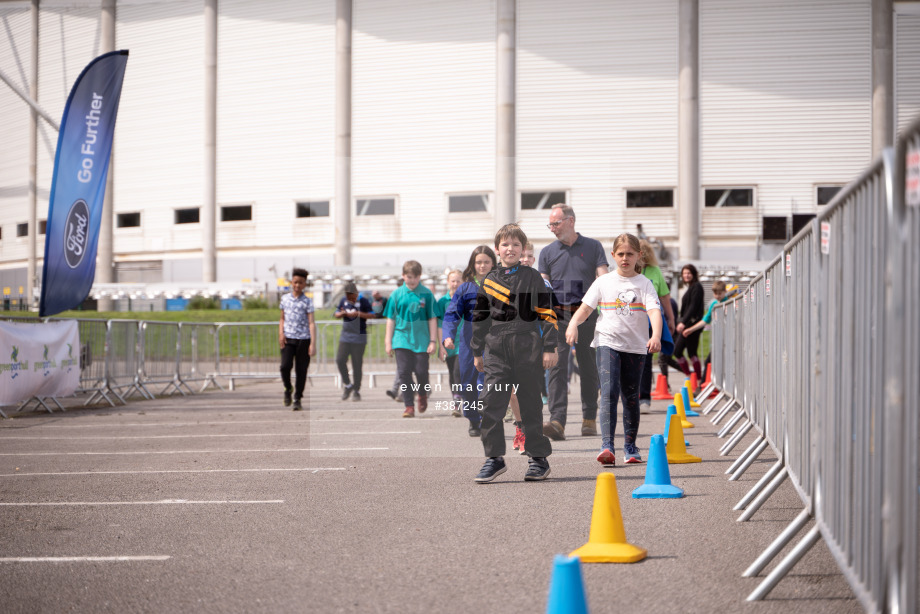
{"left": 547, "top": 309, "right": 599, "bottom": 426}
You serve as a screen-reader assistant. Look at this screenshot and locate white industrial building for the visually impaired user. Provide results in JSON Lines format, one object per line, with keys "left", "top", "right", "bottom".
{"left": 0, "top": 0, "right": 919, "bottom": 306}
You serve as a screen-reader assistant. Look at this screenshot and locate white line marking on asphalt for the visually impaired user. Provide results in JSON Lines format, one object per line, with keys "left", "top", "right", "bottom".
{"left": 0, "top": 418, "right": 417, "bottom": 429}
{"left": 0, "top": 468, "right": 346, "bottom": 477}
{"left": 0, "top": 499, "right": 284, "bottom": 506}
{"left": 0, "top": 556, "right": 171, "bottom": 563}
{"left": 0, "top": 447, "right": 388, "bottom": 456}
{"left": 0, "top": 432, "right": 419, "bottom": 440}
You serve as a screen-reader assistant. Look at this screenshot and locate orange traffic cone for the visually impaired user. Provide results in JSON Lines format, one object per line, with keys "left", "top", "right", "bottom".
{"left": 569, "top": 473, "right": 647, "bottom": 563}
{"left": 702, "top": 363, "right": 712, "bottom": 388}
{"left": 689, "top": 372, "right": 700, "bottom": 393}
{"left": 651, "top": 373, "right": 671, "bottom": 400}
{"left": 674, "top": 392, "right": 695, "bottom": 429}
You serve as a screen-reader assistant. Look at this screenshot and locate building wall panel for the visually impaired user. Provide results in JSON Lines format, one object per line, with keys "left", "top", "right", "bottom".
{"left": 700, "top": 0, "right": 871, "bottom": 239}
{"left": 517, "top": 0, "right": 680, "bottom": 246}
{"left": 352, "top": 0, "right": 495, "bottom": 248}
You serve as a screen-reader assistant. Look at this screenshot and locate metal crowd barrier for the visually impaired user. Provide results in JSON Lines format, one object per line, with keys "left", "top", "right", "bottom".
{"left": 1, "top": 312, "right": 454, "bottom": 413}
{"left": 705, "top": 118, "right": 919, "bottom": 612}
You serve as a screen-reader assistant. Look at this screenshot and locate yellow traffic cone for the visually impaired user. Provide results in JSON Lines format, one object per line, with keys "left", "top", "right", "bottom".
{"left": 673, "top": 392, "right": 695, "bottom": 429}
{"left": 666, "top": 408, "right": 702, "bottom": 464}
{"left": 569, "top": 473, "right": 647, "bottom": 563}
{"left": 684, "top": 380, "right": 701, "bottom": 408}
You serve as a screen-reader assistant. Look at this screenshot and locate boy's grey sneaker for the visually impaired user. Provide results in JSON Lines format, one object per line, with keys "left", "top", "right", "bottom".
{"left": 292, "top": 398, "right": 303, "bottom": 411}
{"left": 283, "top": 387, "right": 293, "bottom": 407}
{"left": 639, "top": 399, "right": 652, "bottom": 414}
{"left": 624, "top": 443, "right": 642, "bottom": 464}
{"left": 352, "top": 391, "right": 361, "bottom": 401}
{"left": 341, "top": 385, "right": 353, "bottom": 401}
{"left": 474, "top": 457, "right": 506, "bottom": 483}
{"left": 524, "top": 457, "right": 551, "bottom": 481}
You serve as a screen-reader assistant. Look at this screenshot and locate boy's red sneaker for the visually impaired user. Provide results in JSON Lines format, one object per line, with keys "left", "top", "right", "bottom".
{"left": 512, "top": 427, "right": 522, "bottom": 450}
{"left": 417, "top": 395, "right": 428, "bottom": 414}
{"left": 403, "top": 406, "right": 415, "bottom": 418}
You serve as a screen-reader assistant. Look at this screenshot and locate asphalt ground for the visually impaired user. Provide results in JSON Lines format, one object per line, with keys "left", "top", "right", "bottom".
{"left": 0, "top": 373, "right": 860, "bottom": 613}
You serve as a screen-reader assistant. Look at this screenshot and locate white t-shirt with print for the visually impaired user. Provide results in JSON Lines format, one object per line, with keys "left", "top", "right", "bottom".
{"left": 581, "top": 272, "right": 661, "bottom": 354}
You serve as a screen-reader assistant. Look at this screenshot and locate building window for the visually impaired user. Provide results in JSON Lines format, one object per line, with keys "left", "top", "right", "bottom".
{"left": 296, "top": 201, "right": 330, "bottom": 218}
{"left": 626, "top": 189, "right": 674, "bottom": 208}
{"left": 705, "top": 188, "right": 754, "bottom": 207}
{"left": 117, "top": 212, "right": 141, "bottom": 228}
{"left": 791, "top": 214, "right": 816, "bottom": 235}
{"left": 356, "top": 198, "right": 395, "bottom": 216}
{"left": 816, "top": 185, "right": 843, "bottom": 206}
{"left": 762, "top": 216, "right": 788, "bottom": 242}
{"left": 221, "top": 205, "right": 252, "bottom": 222}
{"left": 521, "top": 191, "right": 566, "bottom": 210}
{"left": 174, "top": 208, "right": 200, "bottom": 224}
{"left": 448, "top": 194, "right": 488, "bottom": 213}
{"left": 16, "top": 223, "right": 28, "bottom": 237}
{"left": 38, "top": 220, "right": 46, "bottom": 235}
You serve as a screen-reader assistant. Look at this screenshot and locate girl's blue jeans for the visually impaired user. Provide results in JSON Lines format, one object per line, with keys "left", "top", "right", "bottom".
{"left": 595, "top": 346, "right": 645, "bottom": 448}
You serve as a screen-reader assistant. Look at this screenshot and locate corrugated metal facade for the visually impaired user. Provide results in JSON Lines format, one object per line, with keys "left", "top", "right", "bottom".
{"left": 3, "top": 0, "right": 919, "bottom": 285}
{"left": 216, "top": 0, "right": 334, "bottom": 251}
{"left": 700, "top": 0, "right": 872, "bottom": 240}
{"left": 352, "top": 0, "right": 495, "bottom": 251}
{"left": 0, "top": 1, "right": 34, "bottom": 267}
{"left": 896, "top": 4, "right": 920, "bottom": 137}
{"left": 517, "top": 0, "right": 680, "bottom": 244}
{"left": 114, "top": 0, "right": 203, "bottom": 256}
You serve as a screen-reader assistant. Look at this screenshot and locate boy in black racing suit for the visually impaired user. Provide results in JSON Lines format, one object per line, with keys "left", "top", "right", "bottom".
{"left": 470, "top": 223, "right": 559, "bottom": 482}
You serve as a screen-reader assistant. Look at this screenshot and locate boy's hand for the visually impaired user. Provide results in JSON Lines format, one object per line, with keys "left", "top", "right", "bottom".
{"left": 474, "top": 356, "right": 484, "bottom": 373}
{"left": 309, "top": 342, "right": 316, "bottom": 357}
{"left": 385, "top": 341, "right": 393, "bottom": 357}
{"left": 427, "top": 340, "right": 437, "bottom": 355}
{"left": 647, "top": 336, "right": 661, "bottom": 354}
{"left": 543, "top": 351, "right": 558, "bottom": 370}
{"left": 443, "top": 338, "right": 455, "bottom": 351}
{"left": 279, "top": 335, "right": 286, "bottom": 350}
{"left": 565, "top": 322, "right": 579, "bottom": 346}
{"left": 438, "top": 346, "right": 447, "bottom": 361}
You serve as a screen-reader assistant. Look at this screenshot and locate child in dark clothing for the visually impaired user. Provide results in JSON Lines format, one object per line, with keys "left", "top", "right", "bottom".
{"left": 470, "top": 224, "right": 559, "bottom": 483}
{"left": 334, "top": 281, "right": 374, "bottom": 401}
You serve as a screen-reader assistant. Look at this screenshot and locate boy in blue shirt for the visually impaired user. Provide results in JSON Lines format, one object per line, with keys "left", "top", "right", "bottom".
{"left": 334, "top": 281, "right": 374, "bottom": 401}
{"left": 384, "top": 261, "right": 437, "bottom": 417}
{"left": 278, "top": 268, "right": 316, "bottom": 411}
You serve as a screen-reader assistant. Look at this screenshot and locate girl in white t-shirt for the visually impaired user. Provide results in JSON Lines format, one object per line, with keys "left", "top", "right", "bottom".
{"left": 565, "top": 233, "right": 662, "bottom": 466}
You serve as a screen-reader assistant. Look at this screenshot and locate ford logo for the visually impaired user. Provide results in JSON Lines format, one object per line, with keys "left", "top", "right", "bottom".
{"left": 64, "top": 199, "right": 90, "bottom": 269}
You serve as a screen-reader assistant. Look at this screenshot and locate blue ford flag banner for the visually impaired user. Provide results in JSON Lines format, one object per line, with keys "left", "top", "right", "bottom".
{"left": 39, "top": 50, "right": 128, "bottom": 317}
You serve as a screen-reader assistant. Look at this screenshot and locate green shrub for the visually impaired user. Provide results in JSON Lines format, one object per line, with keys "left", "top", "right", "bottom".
{"left": 242, "top": 296, "right": 270, "bottom": 310}
{"left": 187, "top": 296, "right": 220, "bottom": 310}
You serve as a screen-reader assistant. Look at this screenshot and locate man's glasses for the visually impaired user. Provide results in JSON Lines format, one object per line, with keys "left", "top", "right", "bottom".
{"left": 547, "top": 217, "right": 572, "bottom": 229}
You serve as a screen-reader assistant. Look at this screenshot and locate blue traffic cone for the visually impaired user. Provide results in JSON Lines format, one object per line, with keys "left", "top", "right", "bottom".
{"left": 632, "top": 434, "right": 684, "bottom": 499}
{"left": 663, "top": 405, "right": 689, "bottom": 447}
{"left": 546, "top": 555, "right": 589, "bottom": 614}
{"left": 681, "top": 385, "right": 700, "bottom": 417}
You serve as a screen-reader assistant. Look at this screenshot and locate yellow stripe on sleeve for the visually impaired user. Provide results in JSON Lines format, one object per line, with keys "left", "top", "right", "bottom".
{"left": 484, "top": 287, "right": 511, "bottom": 304}
{"left": 484, "top": 278, "right": 511, "bottom": 297}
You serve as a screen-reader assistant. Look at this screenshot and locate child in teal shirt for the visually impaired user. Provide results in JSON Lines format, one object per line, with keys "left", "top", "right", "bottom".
{"left": 384, "top": 260, "right": 437, "bottom": 417}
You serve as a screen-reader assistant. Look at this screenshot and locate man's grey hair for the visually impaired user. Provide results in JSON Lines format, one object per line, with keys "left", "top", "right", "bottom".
{"left": 551, "top": 203, "right": 575, "bottom": 220}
